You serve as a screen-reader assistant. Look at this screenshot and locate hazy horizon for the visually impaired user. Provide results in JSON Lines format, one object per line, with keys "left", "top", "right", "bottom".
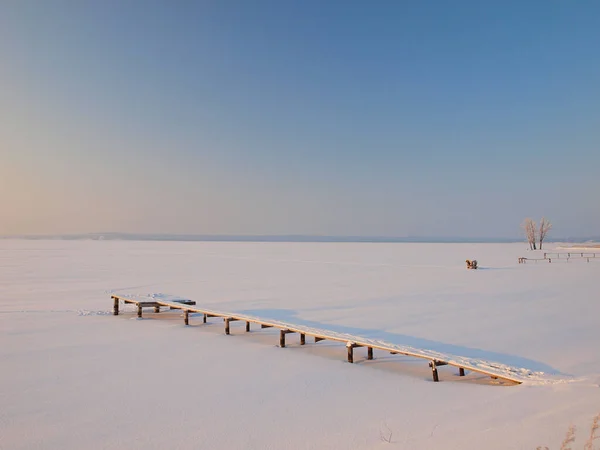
{"left": 3, "top": 231, "right": 599, "bottom": 244}
{"left": 2, "top": 1, "right": 599, "bottom": 238}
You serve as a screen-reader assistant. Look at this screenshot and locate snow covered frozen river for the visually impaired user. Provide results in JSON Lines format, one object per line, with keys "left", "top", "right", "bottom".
{"left": 1, "top": 240, "right": 599, "bottom": 449}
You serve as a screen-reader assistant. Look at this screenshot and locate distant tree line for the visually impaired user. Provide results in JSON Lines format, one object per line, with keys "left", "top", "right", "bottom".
{"left": 521, "top": 218, "right": 552, "bottom": 250}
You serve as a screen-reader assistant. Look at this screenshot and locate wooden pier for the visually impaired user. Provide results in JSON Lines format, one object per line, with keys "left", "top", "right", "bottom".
{"left": 111, "top": 294, "right": 525, "bottom": 385}
{"left": 519, "top": 252, "right": 597, "bottom": 264}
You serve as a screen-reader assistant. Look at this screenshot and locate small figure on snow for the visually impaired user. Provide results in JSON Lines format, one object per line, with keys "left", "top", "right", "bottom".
{"left": 465, "top": 259, "right": 478, "bottom": 269}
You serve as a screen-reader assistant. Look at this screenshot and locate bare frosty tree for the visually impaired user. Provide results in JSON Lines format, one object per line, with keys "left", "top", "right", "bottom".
{"left": 522, "top": 218, "right": 537, "bottom": 250}
{"left": 538, "top": 217, "right": 552, "bottom": 250}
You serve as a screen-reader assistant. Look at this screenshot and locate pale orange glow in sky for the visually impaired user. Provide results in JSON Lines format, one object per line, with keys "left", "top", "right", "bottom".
{"left": 2, "top": 2, "right": 600, "bottom": 238}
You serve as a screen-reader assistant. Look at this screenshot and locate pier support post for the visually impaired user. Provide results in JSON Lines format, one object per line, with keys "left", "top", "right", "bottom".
{"left": 154, "top": 306, "right": 160, "bottom": 313}
{"left": 300, "top": 334, "right": 305, "bottom": 345}
{"left": 203, "top": 313, "right": 207, "bottom": 323}
{"left": 347, "top": 344, "right": 354, "bottom": 363}
{"left": 459, "top": 368, "right": 465, "bottom": 377}
{"left": 184, "top": 310, "right": 189, "bottom": 326}
{"left": 113, "top": 297, "right": 119, "bottom": 316}
{"left": 137, "top": 304, "right": 142, "bottom": 319}
{"left": 429, "top": 361, "right": 439, "bottom": 382}
{"left": 279, "top": 330, "right": 286, "bottom": 348}
{"left": 367, "top": 347, "right": 373, "bottom": 360}
{"left": 245, "top": 321, "right": 250, "bottom": 332}
{"left": 225, "top": 318, "right": 230, "bottom": 335}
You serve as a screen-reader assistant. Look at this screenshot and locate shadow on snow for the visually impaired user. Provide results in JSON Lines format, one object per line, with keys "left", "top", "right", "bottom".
{"left": 237, "top": 308, "right": 564, "bottom": 376}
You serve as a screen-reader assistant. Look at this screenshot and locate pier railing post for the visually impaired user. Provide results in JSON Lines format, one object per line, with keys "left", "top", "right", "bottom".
{"left": 279, "top": 330, "right": 286, "bottom": 348}
{"left": 347, "top": 343, "right": 355, "bottom": 363}
{"left": 429, "top": 361, "right": 439, "bottom": 382}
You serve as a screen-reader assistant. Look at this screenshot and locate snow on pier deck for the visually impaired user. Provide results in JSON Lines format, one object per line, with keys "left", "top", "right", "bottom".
{"left": 111, "top": 293, "right": 557, "bottom": 385}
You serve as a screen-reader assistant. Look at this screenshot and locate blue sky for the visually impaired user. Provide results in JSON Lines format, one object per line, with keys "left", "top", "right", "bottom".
{"left": 1, "top": 1, "right": 599, "bottom": 237}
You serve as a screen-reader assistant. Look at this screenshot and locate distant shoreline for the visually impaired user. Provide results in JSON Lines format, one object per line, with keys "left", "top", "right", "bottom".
{"left": 1, "top": 233, "right": 597, "bottom": 244}
{"left": 556, "top": 244, "right": 600, "bottom": 249}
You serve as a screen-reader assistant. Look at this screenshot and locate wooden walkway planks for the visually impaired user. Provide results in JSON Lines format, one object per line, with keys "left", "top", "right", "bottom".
{"left": 110, "top": 294, "right": 532, "bottom": 385}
